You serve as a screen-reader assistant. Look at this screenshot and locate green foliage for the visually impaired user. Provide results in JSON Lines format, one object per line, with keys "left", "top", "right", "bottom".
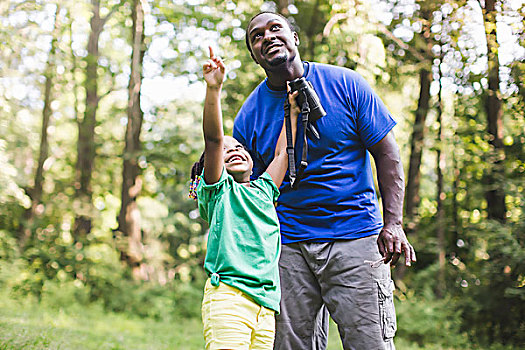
{"left": 452, "top": 220, "right": 525, "bottom": 345}
{"left": 101, "top": 279, "right": 204, "bottom": 320}
{"left": 1, "top": 231, "right": 204, "bottom": 322}
{"left": 0, "top": 1, "right": 523, "bottom": 348}
{"left": 395, "top": 276, "right": 470, "bottom": 347}
{"left": 0, "top": 141, "right": 31, "bottom": 210}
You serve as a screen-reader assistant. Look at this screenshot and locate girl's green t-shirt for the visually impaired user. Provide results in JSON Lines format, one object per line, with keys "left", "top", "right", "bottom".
{"left": 197, "top": 168, "right": 281, "bottom": 313}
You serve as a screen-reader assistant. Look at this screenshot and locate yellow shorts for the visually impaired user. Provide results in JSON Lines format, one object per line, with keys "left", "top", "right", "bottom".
{"left": 201, "top": 278, "right": 276, "bottom": 350}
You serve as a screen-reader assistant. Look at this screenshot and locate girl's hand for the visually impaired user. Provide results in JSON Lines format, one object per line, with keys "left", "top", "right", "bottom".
{"left": 265, "top": 82, "right": 300, "bottom": 187}
{"left": 287, "top": 83, "right": 300, "bottom": 122}
{"left": 203, "top": 46, "right": 225, "bottom": 89}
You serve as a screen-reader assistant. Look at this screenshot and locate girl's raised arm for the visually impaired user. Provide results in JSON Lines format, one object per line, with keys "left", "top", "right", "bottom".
{"left": 266, "top": 87, "right": 299, "bottom": 188}
{"left": 202, "top": 46, "right": 226, "bottom": 185}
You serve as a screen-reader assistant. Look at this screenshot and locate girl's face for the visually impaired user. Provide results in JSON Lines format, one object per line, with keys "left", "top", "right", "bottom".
{"left": 223, "top": 136, "right": 253, "bottom": 182}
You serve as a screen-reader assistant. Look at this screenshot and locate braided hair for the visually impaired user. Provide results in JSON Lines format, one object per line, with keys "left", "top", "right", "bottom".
{"left": 189, "top": 152, "right": 205, "bottom": 200}
{"left": 189, "top": 142, "right": 250, "bottom": 200}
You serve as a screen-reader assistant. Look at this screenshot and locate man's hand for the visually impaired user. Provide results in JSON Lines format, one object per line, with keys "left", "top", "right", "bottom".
{"left": 203, "top": 46, "right": 225, "bottom": 89}
{"left": 377, "top": 223, "right": 416, "bottom": 266}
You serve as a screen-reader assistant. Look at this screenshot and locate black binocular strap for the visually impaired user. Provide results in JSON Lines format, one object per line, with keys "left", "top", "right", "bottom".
{"left": 284, "top": 98, "right": 296, "bottom": 185}
{"left": 284, "top": 91, "right": 310, "bottom": 189}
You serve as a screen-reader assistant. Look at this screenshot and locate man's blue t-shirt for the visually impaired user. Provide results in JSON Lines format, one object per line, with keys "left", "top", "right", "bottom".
{"left": 233, "top": 62, "right": 396, "bottom": 244}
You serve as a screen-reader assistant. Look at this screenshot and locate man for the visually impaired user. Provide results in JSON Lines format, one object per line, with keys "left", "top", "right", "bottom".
{"left": 233, "top": 11, "right": 416, "bottom": 350}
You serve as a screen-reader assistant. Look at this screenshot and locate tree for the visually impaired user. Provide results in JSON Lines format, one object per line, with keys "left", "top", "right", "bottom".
{"left": 74, "top": 0, "right": 117, "bottom": 237}
{"left": 117, "top": 0, "right": 146, "bottom": 279}
{"left": 380, "top": 2, "right": 440, "bottom": 224}
{"left": 20, "top": 5, "right": 60, "bottom": 246}
{"left": 435, "top": 47, "right": 446, "bottom": 298}
{"left": 480, "top": 0, "right": 506, "bottom": 222}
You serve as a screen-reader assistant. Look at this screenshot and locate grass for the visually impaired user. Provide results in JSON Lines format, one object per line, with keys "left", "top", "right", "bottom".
{"left": 0, "top": 296, "right": 204, "bottom": 350}
{"left": 0, "top": 302, "right": 460, "bottom": 350}
{"left": 0, "top": 300, "right": 339, "bottom": 349}
{"left": 0, "top": 294, "right": 512, "bottom": 350}
{"left": 0, "top": 296, "right": 344, "bottom": 350}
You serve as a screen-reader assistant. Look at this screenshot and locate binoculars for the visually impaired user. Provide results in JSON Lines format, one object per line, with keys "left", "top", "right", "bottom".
{"left": 285, "top": 77, "right": 326, "bottom": 188}
{"left": 288, "top": 77, "right": 326, "bottom": 123}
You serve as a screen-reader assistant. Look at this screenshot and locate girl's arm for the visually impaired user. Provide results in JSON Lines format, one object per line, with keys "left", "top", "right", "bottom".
{"left": 202, "top": 46, "right": 225, "bottom": 185}
{"left": 266, "top": 88, "right": 299, "bottom": 188}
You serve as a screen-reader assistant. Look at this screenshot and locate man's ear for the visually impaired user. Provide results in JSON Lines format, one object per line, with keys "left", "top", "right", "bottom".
{"left": 294, "top": 32, "right": 300, "bottom": 47}
{"left": 247, "top": 40, "right": 260, "bottom": 65}
{"left": 250, "top": 51, "right": 260, "bottom": 66}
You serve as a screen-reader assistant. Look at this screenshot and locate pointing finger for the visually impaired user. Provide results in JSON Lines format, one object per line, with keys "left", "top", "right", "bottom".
{"left": 208, "top": 46, "right": 215, "bottom": 59}
{"left": 216, "top": 57, "right": 225, "bottom": 71}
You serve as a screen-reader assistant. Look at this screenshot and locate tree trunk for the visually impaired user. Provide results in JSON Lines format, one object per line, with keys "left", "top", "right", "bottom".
{"left": 395, "top": 7, "right": 433, "bottom": 283}
{"left": 117, "top": 0, "right": 146, "bottom": 280}
{"left": 436, "top": 66, "right": 446, "bottom": 298}
{"left": 19, "top": 6, "right": 59, "bottom": 246}
{"left": 404, "top": 68, "right": 431, "bottom": 221}
{"left": 452, "top": 122, "right": 460, "bottom": 253}
{"left": 403, "top": 4, "right": 434, "bottom": 224}
{"left": 305, "top": 0, "right": 321, "bottom": 61}
{"left": 396, "top": 68, "right": 431, "bottom": 284}
{"left": 482, "top": 0, "right": 506, "bottom": 222}
{"left": 73, "top": 0, "right": 108, "bottom": 237}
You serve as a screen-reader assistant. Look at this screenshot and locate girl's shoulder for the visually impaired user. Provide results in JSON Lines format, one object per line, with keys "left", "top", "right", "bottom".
{"left": 250, "top": 172, "right": 280, "bottom": 203}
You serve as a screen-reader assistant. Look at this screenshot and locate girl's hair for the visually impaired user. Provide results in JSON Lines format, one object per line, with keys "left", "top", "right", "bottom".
{"left": 189, "top": 152, "right": 205, "bottom": 200}
{"left": 188, "top": 142, "right": 250, "bottom": 200}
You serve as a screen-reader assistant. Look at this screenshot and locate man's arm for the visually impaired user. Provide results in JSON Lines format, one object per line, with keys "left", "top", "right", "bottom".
{"left": 368, "top": 131, "right": 416, "bottom": 266}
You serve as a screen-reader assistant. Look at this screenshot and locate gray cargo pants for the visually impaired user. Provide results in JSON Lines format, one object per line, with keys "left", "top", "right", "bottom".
{"left": 274, "top": 235, "right": 396, "bottom": 350}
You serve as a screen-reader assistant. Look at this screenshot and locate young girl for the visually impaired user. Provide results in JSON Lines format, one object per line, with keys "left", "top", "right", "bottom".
{"left": 189, "top": 47, "right": 298, "bottom": 349}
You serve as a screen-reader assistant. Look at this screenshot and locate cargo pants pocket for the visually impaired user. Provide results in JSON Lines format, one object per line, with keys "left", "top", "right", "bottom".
{"left": 377, "top": 278, "right": 397, "bottom": 340}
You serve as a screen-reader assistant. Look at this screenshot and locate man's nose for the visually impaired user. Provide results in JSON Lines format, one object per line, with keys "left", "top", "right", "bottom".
{"left": 263, "top": 29, "right": 276, "bottom": 41}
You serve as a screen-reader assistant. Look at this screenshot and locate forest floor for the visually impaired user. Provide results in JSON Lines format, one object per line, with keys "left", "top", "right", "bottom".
{"left": 0, "top": 295, "right": 203, "bottom": 350}
{"left": 0, "top": 294, "right": 508, "bottom": 350}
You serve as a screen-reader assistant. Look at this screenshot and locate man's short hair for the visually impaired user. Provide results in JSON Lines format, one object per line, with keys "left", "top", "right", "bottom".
{"left": 245, "top": 11, "right": 296, "bottom": 55}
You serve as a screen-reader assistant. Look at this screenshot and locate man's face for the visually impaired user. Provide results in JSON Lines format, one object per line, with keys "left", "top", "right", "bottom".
{"left": 247, "top": 13, "right": 299, "bottom": 69}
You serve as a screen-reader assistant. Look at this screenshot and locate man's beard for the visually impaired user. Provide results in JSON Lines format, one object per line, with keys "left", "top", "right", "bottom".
{"left": 267, "top": 52, "right": 288, "bottom": 66}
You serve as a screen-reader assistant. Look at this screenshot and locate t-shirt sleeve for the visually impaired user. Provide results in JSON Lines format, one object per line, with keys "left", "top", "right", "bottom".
{"left": 196, "top": 167, "right": 229, "bottom": 222}
{"left": 254, "top": 172, "right": 280, "bottom": 203}
{"left": 352, "top": 73, "right": 397, "bottom": 148}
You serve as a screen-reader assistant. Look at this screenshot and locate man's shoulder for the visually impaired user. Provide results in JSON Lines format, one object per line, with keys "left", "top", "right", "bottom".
{"left": 233, "top": 80, "right": 267, "bottom": 138}
{"left": 237, "top": 80, "right": 266, "bottom": 115}
{"left": 310, "top": 61, "right": 360, "bottom": 78}
{"left": 309, "top": 62, "right": 369, "bottom": 94}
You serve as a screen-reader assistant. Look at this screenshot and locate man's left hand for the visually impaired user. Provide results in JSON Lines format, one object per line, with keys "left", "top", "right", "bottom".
{"left": 377, "top": 224, "right": 416, "bottom": 266}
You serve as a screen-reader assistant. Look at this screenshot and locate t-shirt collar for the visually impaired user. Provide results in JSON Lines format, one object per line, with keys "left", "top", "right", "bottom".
{"left": 263, "top": 61, "right": 311, "bottom": 96}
